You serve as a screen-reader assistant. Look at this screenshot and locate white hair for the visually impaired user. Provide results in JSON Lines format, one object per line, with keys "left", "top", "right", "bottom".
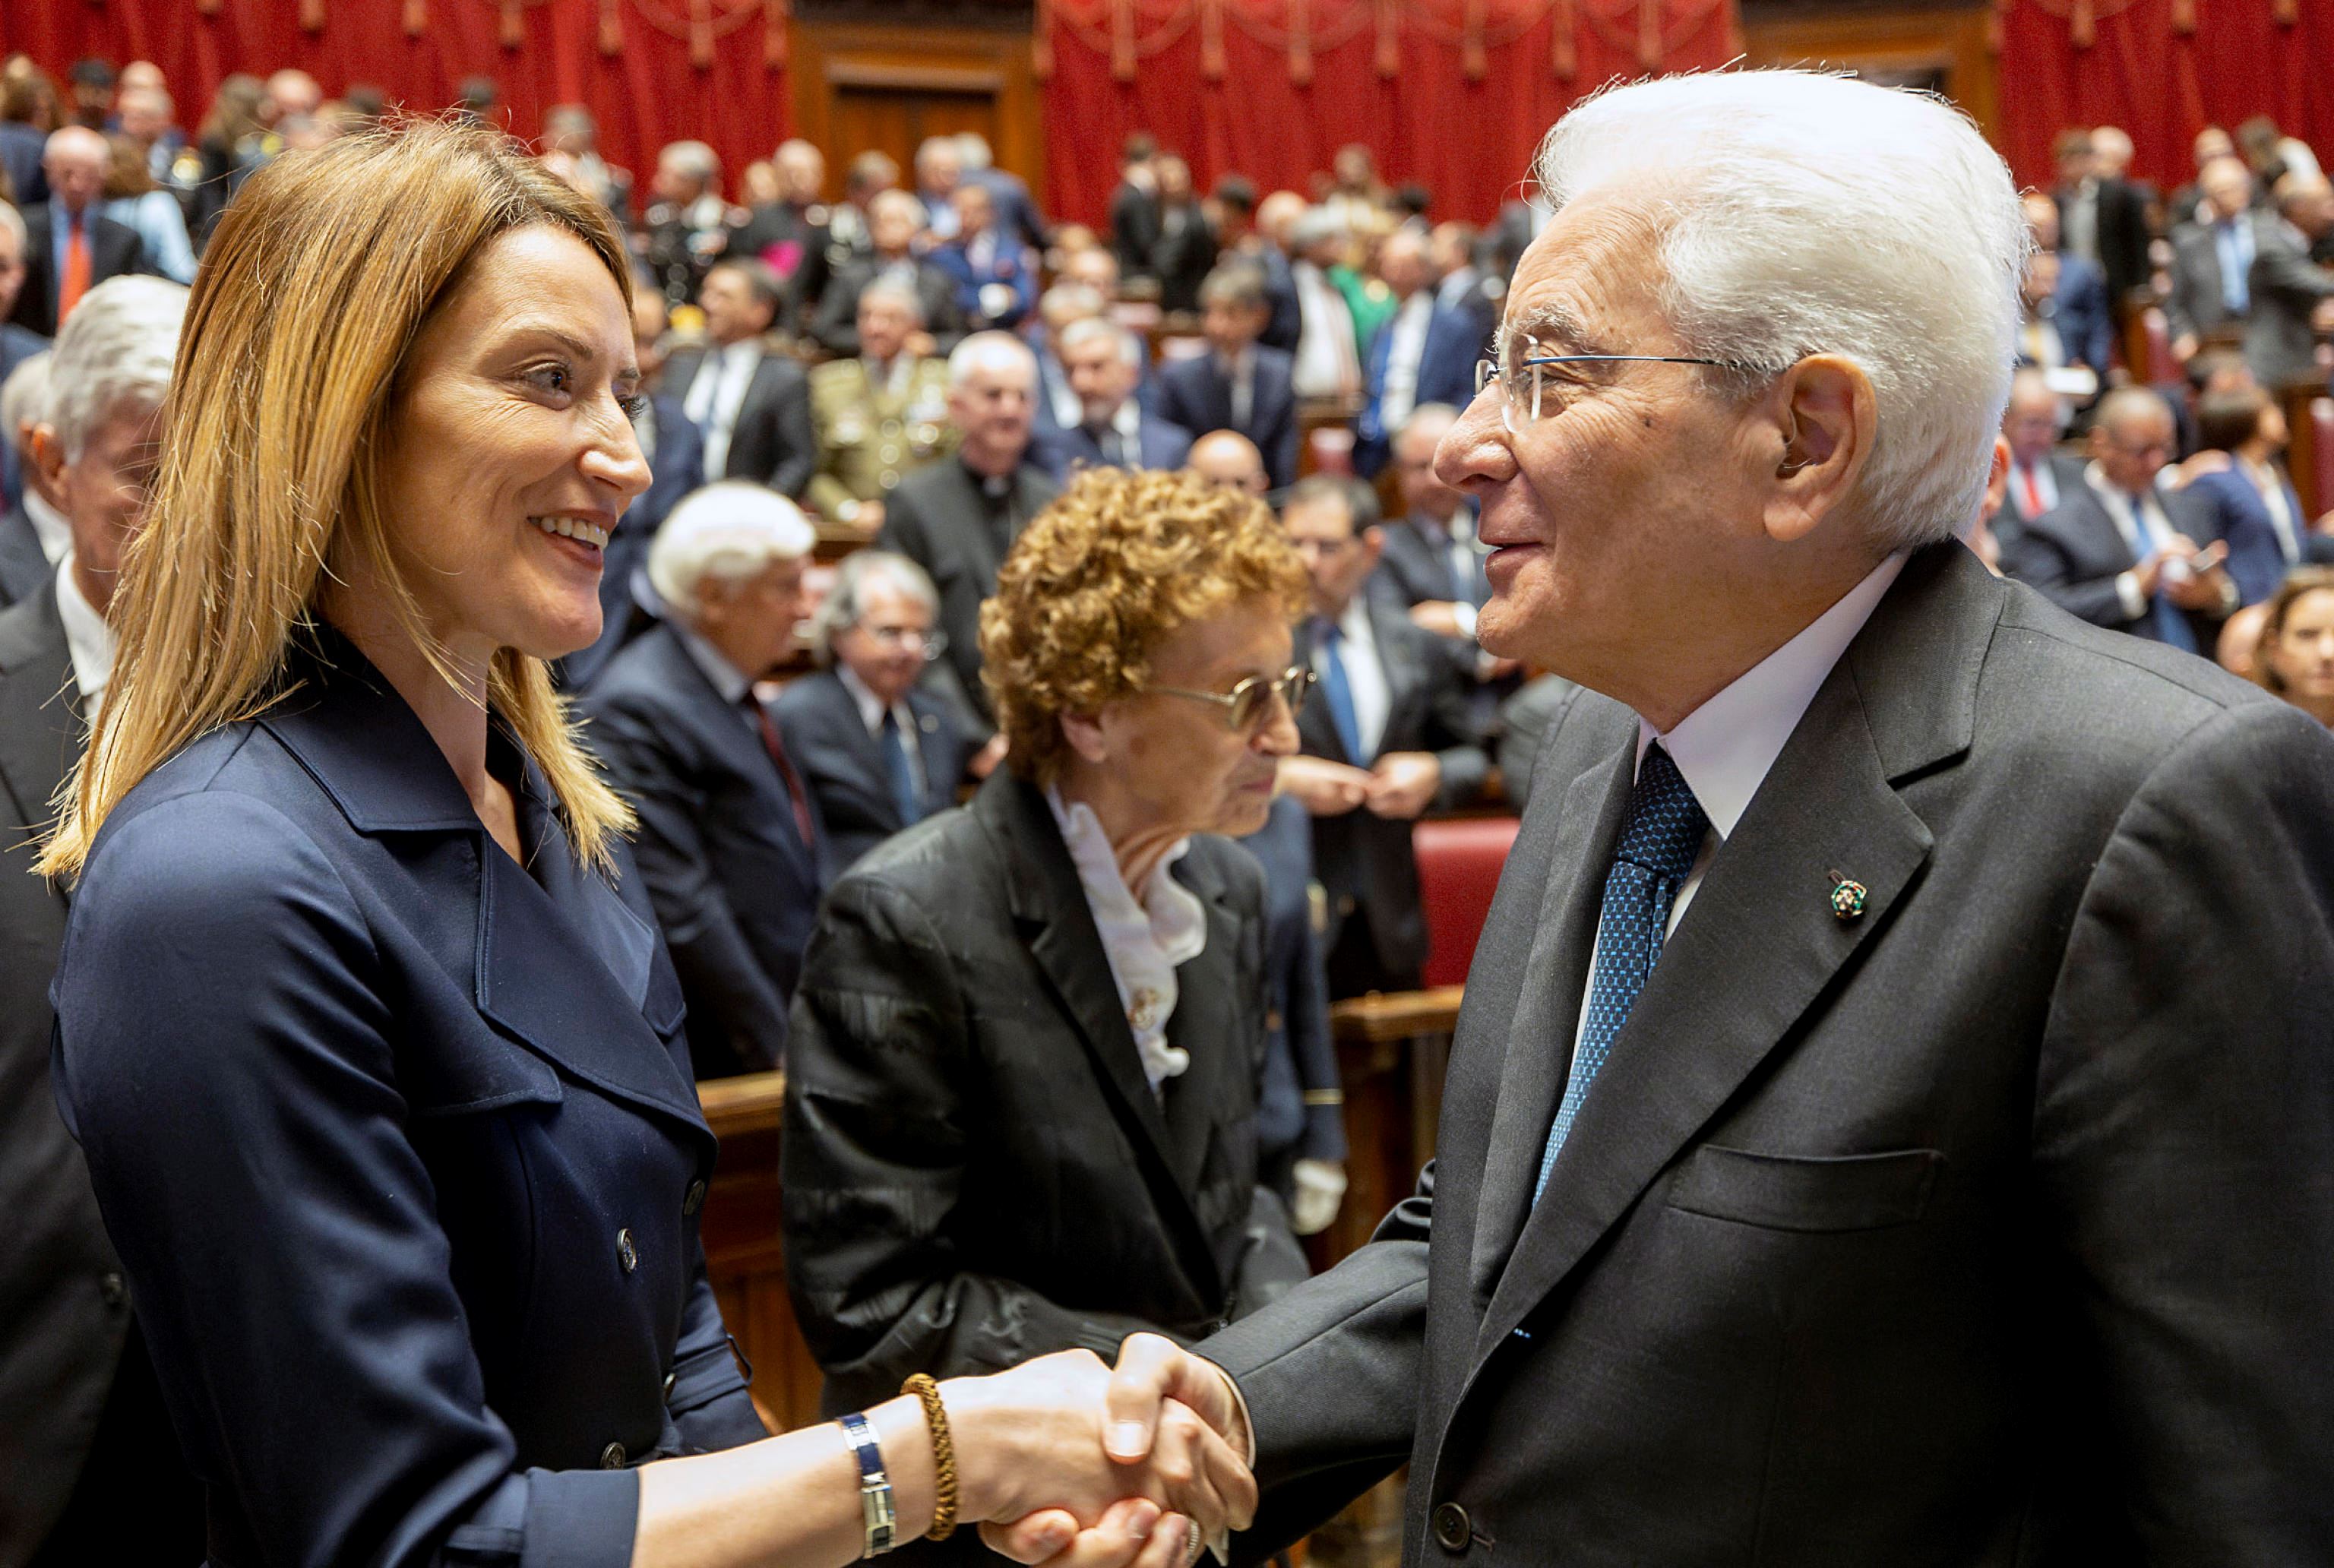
{"left": 955, "top": 133, "right": 994, "bottom": 172}
{"left": 946, "top": 330, "right": 1037, "bottom": 391}
{"left": 2, "top": 351, "right": 51, "bottom": 454}
{"left": 1529, "top": 69, "right": 2028, "bottom": 551}
{"left": 858, "top": 277, "right": 926, "bottom": 325}
{"left": 0, "top": 200, "right": 27, "bottom": 257}
{"left": 647, "top": 482, "right": 814, "bottom": 619}
{"left": 658, "top": 140, "right": 719, "bottom": 181}
{"left": 808, "top": 549, "right": 938, "bottom": 666}
{"left": 46, "top": 275, "right": 188, "bottom": 462}
{"left": 1057, "top": 314, "right": 1139, "bottom": 367}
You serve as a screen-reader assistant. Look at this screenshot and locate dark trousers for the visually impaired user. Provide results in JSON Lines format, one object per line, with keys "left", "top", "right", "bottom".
{"left": 1324, "top": 915, "right": 1422, "bottom": 1002}
{"left": 31, "top": 1323, "right": 204, "bottom": 1567}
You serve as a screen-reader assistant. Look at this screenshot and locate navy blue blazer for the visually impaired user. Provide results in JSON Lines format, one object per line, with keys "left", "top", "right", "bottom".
{"left": 51, "top": 633, "right": 764, "bottom": 1568}
{"left": 774, "top": 667, "right": 972, "bottom": 872}
{"left": 928, "top": 233, "right": 1039, "bottom": 331}
{"left": 1032, "top": 409, "right": 1194, "bottom": 480}
{"left": 1353, "top": 302, "right": 1483, "bottom": 475}
{"left": 2054, "top": 252, "right": 2116, "bottom": 378}
{"left": 1154, "top": 346, "right": 1300, "bottom": 492}
{"left": 1237, "top": 794, "right": 1345, "bottom": 1176}
{"left": 583, "top": 622, "right": 826, "bottom": 1079}
{"left": 561, "top": 395, "right": 705, "bottom": 691}
{"left": 0, "top": 323, "right": 49, "bottom": 511}
{"left": 2183, "top": 466, "right": 2334, "bottom": 606}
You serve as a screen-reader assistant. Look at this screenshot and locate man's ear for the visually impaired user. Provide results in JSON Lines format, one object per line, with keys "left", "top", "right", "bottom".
{"left": 1358, "top": 526, "right": 1385, "bottom": 567}
{"left": 26, "top": 422, "right": 64, "bottom": 493}
{"left": 1761, "top": 355, "right": 1877, "bottom": 545}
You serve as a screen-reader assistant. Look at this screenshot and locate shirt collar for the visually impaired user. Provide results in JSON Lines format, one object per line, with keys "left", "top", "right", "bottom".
{"left": 22, "top": 489, "right": 71, "bottom": 564}
{"left": 52, "top": 555, "right": 114, "bottom": 707}
{"left": 675, "top": 623, "right": 755, "bottom": 707}
{"left": 1640, "top": 552, "right": 1906, "bottom": 841}
{"left": 835, "top": 662, "right": 900, "bottom": 738}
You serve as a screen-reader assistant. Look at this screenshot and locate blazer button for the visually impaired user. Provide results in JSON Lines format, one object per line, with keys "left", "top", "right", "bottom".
{"left": 98, "top": 1272, "right": 127, "bottom": 1307}
{"left": 1431, "top": 1501, "right": 1472, "bottom": 1554}
{"left": 616, "top": 1228, "right": 638, "bottom": 1274}
{"left": 683, "top": 1180, "right": 707, "bottom": 1217}
{"left": 600, "top": 1441, "right": 627, "bottom": 1468}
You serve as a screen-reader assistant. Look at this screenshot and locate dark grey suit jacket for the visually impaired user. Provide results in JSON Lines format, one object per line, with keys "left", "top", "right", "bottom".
{"left": 2165, "top": 213, "right": 2274, "bottom": 346}
{"left": 660, "top": 344, "right": 817, "bottom": 500}
{"left": 876, "top": 457, "right": 1060, "bottom": 727}
{"left": 2002, "top": 480, "right": 2227, "bottom": 647}
{"left": 0, "top": 504, "right": 47, "bottom": 610}
{"left": 773, "top": 668, "right": 971, "bottom": 873}
{"left": 9, "top": 205, "right": 147, "bottom": 339}
{"left": 2244, "top": 220, "right": 2334, "bottom": 389}
{"left": 1205, "top": 542, "right": 2334, "bottom": 1564}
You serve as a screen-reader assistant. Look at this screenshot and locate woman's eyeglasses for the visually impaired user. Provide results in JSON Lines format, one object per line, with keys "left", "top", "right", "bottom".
{"left": 1146, "top": 665, "right": 1317, "bottom": 733}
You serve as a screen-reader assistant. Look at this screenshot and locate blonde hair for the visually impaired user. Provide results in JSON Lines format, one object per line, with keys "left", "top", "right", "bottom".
{"left": 41, "top": 118, "right": 637, "bottom": 879}
{"left": 980, "top": 466, "right": 1308, "bottom": 785}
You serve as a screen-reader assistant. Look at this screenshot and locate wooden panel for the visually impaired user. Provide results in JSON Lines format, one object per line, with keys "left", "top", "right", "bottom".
{"left": 791, "top": 18, "right": 1045, "bottom": 205}
{"left": 1741, "top": 2, "right": 2000, "bottom": 147}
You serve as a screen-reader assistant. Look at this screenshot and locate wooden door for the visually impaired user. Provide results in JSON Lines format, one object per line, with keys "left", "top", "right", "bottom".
{"left": 828, "top": 77, "right": 1001, "bottom": 191}
{"left": 791, "top": 21, "right": 1045, "bottom": 204}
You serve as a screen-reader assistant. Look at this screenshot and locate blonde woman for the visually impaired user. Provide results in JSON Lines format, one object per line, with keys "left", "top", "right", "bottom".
{"left": 41, "top": 122, "right": 1243, "bottom": 1568}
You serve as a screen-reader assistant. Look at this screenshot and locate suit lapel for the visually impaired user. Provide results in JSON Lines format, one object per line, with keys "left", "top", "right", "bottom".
{"left": 0, "top": 586, "right": 79, "bottom": 846}
{"left": 1468, "top": 546, "right": 1988, "bottom": 1371}
{"left": 1161, "top": 860, "right": 1241, "bottom": 1200}
{"left": 1291, "top": 618, "right": 1352, "bottom": 765}
{"left": 909, "top": 693, "right": 955, "bottom": 808}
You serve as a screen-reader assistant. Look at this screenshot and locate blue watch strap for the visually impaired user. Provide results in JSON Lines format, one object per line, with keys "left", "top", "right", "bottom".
{"left": 839, "top": 1411, "right": 897, "bottom": 1557}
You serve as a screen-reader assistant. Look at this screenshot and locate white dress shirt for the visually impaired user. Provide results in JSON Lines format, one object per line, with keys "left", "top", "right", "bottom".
{"left": 837, "top": 662, "right": 923, "bottom": 776}
{"left": 22, "top": 488, "right": 71, "bottom": 565}
{"left": 1311, "top": 594, "right": 1392, "bottom": 762}
{"left": 1290, "top": 261, "right": 1360, "bottom": 401}
{"left": 1045, "top": 787, "right": 1207, "bottom": 1093}
{"left": 54, "top": 555, "right": 115, "bottom": 717}
{"left": 2010, "top": 454, "right": 2062, "bottom": 520}
{"left": 1565, "top": 554, "right": 1907, "bottom": 1071}
{"left": 2240, "top": 454, "right": 2307, "bottom": 564}
{"left": 2084, "top": 462, "right": 2179, "bottom": 621}
{"left": 1219, "top": 346, "right": 1257, "bottom": 432}
{"left": 683, "top": 338, "right": 763, "bottom": 480}
{"left": 1377, "top": 291, "right": 1434, "bottom": 433}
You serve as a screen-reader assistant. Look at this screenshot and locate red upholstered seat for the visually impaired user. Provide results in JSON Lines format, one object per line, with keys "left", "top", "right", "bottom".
{"left": 2313, "top": 397, "right": 2334, "bottom": 516}
{"left": 1415, "top": 814, "right": 1523, "bottom": 988}
{"left": 2140, "top": 308, "right": 2176, "bottom": 388}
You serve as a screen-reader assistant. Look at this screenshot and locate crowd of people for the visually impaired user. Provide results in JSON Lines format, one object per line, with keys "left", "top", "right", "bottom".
{"left": 5, "top": 46, "right": 2334, "bottom": 1568}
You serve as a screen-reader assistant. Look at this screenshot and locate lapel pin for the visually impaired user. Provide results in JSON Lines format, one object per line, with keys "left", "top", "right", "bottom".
{"left": 1826, "top": 869, "right": 1868, "bottom": 922}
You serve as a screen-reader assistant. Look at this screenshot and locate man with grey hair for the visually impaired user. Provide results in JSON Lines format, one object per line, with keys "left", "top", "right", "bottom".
{"left": 1088, "top": 71, "right": 2334, "bottom": 1563}
{"left": 811, "top": 187, "right": 966, "bottom": 357}
{"left": 807, "top": 277, "right": 954, "bottom": 527}
{"left": 2241, "top": 173, "right": 2334, "bottom": 388}
{"left": 1033, "top": 315, "right": 1191, "bottom": 479}
{"left": 878, "top": 332, "right": 1056, "bottom": 726}
{"left": 0, "top": 270, "right": 199, "bottom": 1565}
{"left": 776, "top": 550, "right": 976, "bottom": 870}
{"left": 0, "top": 201, "right": 48, "bottom": 511}
{"left": 1156, "top": 262, "right": 1301, "bottom": 488}
{"left": 11, "top": 126, "right": 150, "bottom": 338}
{"left": 640, "top": 138, "right": 733, "bottom": 306}
{"left": 583, "top": 482, "right": 826, "bottom": 1080}
{"left": 0, "top": 349, "right": 49, "bottom": 536}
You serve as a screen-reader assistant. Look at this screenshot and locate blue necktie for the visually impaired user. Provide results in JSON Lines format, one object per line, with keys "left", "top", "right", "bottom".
{"left": 880, "top": 709, "right": 922, "bottom": 827}
{"left": 2217, "top": 221, "right": 2251, "bottom": 316}
{"left": 1535, "top": 744, "right": 1709, "bottom": 1200}
{"left": 1316, "top": 620, "right": 1364, "bottom": 762}
{"left": 2127, "top": 492, "right": 2200, "bottom": 656}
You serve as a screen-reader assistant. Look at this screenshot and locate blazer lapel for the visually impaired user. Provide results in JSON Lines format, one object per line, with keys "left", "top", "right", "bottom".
{"left": 1468, "top": 545, "right": 1987, "bottom": 1371}
{"left": 909, "top": 694, "right": 955, "bottom": 808}
{"left": 0, "top": 586, "right": 79, "bottom": 845}
{"left": 1160, "top": 862, "right": 1242, "bottom": 1199}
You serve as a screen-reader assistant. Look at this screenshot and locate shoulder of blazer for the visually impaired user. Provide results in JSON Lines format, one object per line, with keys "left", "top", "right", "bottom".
{"left": 1177, "top": 832, "right": 1266, "bottom": 920}
{"left": 773, "top": 667, "right": 857, "bottom": 732}
{"left": 0, "top": 575, "right": 65, "bottom": 679}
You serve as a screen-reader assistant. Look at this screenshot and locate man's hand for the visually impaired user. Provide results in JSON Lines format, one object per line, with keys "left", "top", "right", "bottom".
{"left": 1409, "top": 601, "right": 1471, "bottom": 640}
{"left": 1280, "top": 755, "right": 1371, "bottom": 816}
{"left": 852, "top": 498, "right": 886, "bottom": 533}
{"left": 1365, "top": 752, "right": 1442, "bottom": 820}
{"left": 970, "top": 734, "right": 1010, "bottom": 780}
{"left": 906, "top": 329, "right": 940, "bottom": 358}
{"left": 2171, "top": 450, "right": 2231, "bottom": 488}
{"left": 2127, "top": 549, "right": 2170, "bottom": 602}
{"left": 2162, "top": 540, "right": 2234, "bottom": 612}
{"left": 2171, "top": 330, "right": 2200, "bottom": 365}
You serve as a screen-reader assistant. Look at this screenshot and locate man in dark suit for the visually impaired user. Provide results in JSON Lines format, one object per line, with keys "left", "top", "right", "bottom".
{"left": 2020, "top": 192, "right": 2114, "bottom": 388}
{"left": 0, "top": 356, "right": 58, "bottom": 606}
{"left": 878, "top": 333, "right": 1060, "bottom": 729}
{"left": 11, "top": 128, "right": 149, "bottom": 339}
{"left": 811, "top": 189, "right": 966, "bottom": 358}
{"left": 1109, "top": 134, "right": 1162, "bottom": 286}
{"left": 1276, "top": 476, "right": 1489, "bottom": 999}
{"left": 2055, "top": 127, "right": 2152, "bottom": 324}
{"left": 958, "top": 133, "right": 1046, "bottom": 251}
{"left": 2165, "top": 156, "right": 2267, "bottom": 362}
{"left": 659, "top": 258, "right": 814, "bottom": 501}
{"left": 1993, "top": 368, "right": 2089, "bottom": 555}
{"left": 559, "top": 288, "right": 706, "bottom": 690}
{"left": 2005, "top": 387, "right": 2239, "bottom": 653}
{"left": 776, "top": 550, "right": 973, "bottom": 872}
{"left": 582, "top": 484, "right": 826, "bottom": 1080}
{"left": 728, "top": 138, "right": 831, "bottom": 333}
{"left": 2181, "top": 384, "right": 2334, "bottom": 605}
{"left": 1088, "top": 76, "right": 2334, "bottom": 1568}
{"left": 2244, "top": 176, "right": 2334, "bottom": 390}
{"left": 1354, "top": 231, "right": 1482, "bottom": 478}
{"left": 1034, "top": 316, "right": 1193, "bottom": 480}
{"left": 1156, "top": 264, "right": 1301, "bottom": 492}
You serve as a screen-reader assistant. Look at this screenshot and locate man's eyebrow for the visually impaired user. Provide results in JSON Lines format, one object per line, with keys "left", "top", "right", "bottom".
{"left": 1494, "top": 302, "right": 1605, "bottom": 361}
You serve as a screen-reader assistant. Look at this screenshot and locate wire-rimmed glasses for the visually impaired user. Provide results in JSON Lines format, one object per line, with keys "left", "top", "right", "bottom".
{"left": 1145, "top": 665, "right": 1317, "bottom": 733}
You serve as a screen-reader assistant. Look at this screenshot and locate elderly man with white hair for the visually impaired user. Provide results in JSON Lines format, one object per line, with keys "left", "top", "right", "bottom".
{"left": 878, "top": 330, "right": 1058, "bottom": 728}
{"left": 1079, "top": 71, "right": 2334, "bottom": 1565}
{"left": 1033, "top": 315, "right": 1192, "bottom": 479}
{"left": 581, "top": 482, "right": 827, "bottom": 1081}
{"left": 9, "top": 126, "right": 151, "bottom": 338}
{"left": 0, "top": 270, "right": 200, "bottom": 1566}
{"left": 0, "top": 348, "right": 50, "bottom": 538}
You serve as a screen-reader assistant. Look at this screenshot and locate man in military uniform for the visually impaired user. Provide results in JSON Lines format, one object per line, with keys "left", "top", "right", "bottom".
{"left": 807, "top": 279, "right": 954, "bottom": 530}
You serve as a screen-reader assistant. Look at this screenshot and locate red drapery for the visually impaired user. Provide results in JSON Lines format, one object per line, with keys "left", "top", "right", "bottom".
{"left": 1997, "top": 0, "right": 2334, "bottom": 193}
{"left": 1038, "top": 0, "right": 1741, "bottom": 228}
{"left": 0, "top": 0, "right": 791, "bottom": 198}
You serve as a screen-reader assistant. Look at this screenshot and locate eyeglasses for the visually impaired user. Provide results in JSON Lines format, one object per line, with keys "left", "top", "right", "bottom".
{"left": 859, "top": 622, "right": 947, "bottom": 662}
{"left": 1146, "top": 665, "right": 1316, "bottom": 733}
{"left": 1472, "top": 351, "right": 1747, "bottom": 434}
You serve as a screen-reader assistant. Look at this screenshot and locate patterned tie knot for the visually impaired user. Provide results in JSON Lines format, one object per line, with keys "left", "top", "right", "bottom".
{"left": 1615, "top": 744, "right": 1708, "bottom": 881}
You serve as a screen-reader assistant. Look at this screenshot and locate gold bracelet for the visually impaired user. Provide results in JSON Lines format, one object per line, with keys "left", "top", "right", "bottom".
{"left": 902, "top": 1373, "right": 957, "bottom": 1541}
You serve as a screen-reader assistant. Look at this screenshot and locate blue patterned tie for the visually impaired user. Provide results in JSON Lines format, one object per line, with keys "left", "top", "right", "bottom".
{"left": 1316, "top": 619, "right": 1365, "bottom": 762}
{"left": 1535, "top": 744, "right": 1709, "bottom": 1201}
{"left": 880, "top": 710, "right": 923, "bottom": 827}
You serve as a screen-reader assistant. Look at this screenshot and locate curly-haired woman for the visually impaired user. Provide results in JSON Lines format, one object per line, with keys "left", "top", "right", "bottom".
{"left": 784, "top": 466, "right": 1319, "bottom": 1558}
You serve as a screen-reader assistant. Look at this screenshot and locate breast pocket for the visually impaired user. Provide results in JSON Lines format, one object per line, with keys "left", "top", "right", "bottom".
{"left": 1665, "top": 1146, "right": 1941, "bottom": 1233}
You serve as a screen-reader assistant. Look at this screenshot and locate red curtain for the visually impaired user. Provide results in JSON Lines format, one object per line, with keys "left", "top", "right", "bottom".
{"left": 0, "top": 0, "right": 791, "bottom": 199}
{"left": 1997, "top": 0, "right": 2334, "bottom": 193}
{"left": 1037, "top": 0, "right": 1740, "bottom": 229}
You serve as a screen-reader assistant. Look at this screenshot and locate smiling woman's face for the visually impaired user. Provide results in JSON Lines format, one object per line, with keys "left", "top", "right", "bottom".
{"left": 372, "top": 224, "right": 652, "bottom": 663}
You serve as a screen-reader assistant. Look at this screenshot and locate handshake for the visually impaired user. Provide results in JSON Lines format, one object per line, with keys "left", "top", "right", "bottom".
{"left": 943, "top": 1335, "right": 1256, "bottom": 1568}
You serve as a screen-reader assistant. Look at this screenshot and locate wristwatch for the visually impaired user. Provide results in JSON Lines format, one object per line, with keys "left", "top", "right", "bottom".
{"left": 837, "top": 1411, "right": 897, "bottom": 1557}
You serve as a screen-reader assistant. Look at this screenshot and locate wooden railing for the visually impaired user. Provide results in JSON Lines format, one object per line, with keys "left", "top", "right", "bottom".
{"left": 694, "top": 986, "right": 1463, "bottom": 1437}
